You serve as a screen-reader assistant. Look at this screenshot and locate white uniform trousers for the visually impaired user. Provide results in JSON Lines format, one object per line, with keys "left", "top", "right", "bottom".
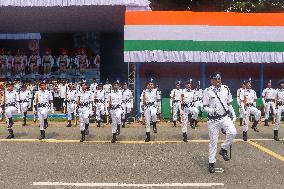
{"left": 38, "top": 107, "right": 49, "bottom": 131}
{"left": 181, "top": 107, "right": 199, "bottom": 133}
{"left": 238, "top": 101, "right": 244, "bottom": 119}
{"left": 95, "top": 103, "right": 105, "bottom": 121}
{"left": 275, "top": 105, "right": 284, "bottom": 130}
{"left": 67, "top": 102, "right": 76, "bottom": 120}
{"left": 144, "top": 105, "right": 157, "bottom": 132}
{"left": 110, "top": 107, "right": 123, "bottom": 134}
{"left": 5, "top": 106, "right": 17, "bottom": 128}
{"left": 264, "top": 101, "right": 276, "bottom": 119}
{"left": 243, "top": 106, "right": 261, "bottom": 132}
{"left": 172, "top": 101, "right": 181, "bottom": 122}
{"left": 78, "top": 107, "right": 90, "bottom": 131}
{"left": 20, "top": 102, "right": 29, "bottom": 113}
{"left": 122, "top": 102, "right": 131, "bottom": 120}
{"left": 208, "top": 116, "right": 237, "bottom": 163}
{"left": 194, "top": 100, "right": 203, "bottom": 111}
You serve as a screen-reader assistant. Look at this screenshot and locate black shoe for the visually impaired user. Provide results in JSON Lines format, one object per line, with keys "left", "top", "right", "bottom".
{"left": 122, "top": 120, "right": 125, "bottom": 128}
{"left": 173, "top": 121, "right": 177, "bottom": 127}
{"left": 43, "top": 119, "right": 48, "bottom": 129}
{"left": 39, "top": 130, "right": 45, "bottom": 140}
{"left": 208, "top": 163, "right": 215, "bottom": 173}
{"left": 190, "top": 119, "right": 195, "bottom": 129}
{"left": 85, "top": 124, "right": 89, "bottom": 135}
{"left": 274, "top": 130, "right": 280, "bottom": 141}
{"left": 117, "top": 124, "right": 121, "bottom": 135}
{"left": 6, "top": 129, "right": 14, "bottom": 139}
{"left": 8, "top": 118, "right": 14, "bottom": 128}
{"left": 195, "top": 120, "right": 199, "bottom": 127}
{"left": 145, "top": 132, "right": 150, "bottom": 142}
{"left": 153, "top": 122, "right": 157, "bottom": 133}
{"left": 97, "top": 121, "right": 101, "bottom": 128}
{"left": 219, "top": 148, "right": 230, "bottom": 161}
{"left": 243, "top": 131, "right": 247, "bottom": 141}
{"left": 240, "top": 118, "right": 243, "bottom": 126}
{"left": 80, "top": 131, "right": 85, "bottom": 142}
{"left": 111, "top": 133, "right": 117, "bottom": 143}
{"left": 182, "top": 132, "right": 188, "bottom": 142}
{"left": 251, "top": 121, "right": 259, "bottom": 132}
{"left": 264, "top": 119, "right": 269, "bottom": 126}
{"left": 22, "top": 117, "right": 27, "bottom": 126}
{"left": 71, "top": 113, "right": 75, "bottom": 120}
{"left": 66, "top": 120, "right": 72, "bottom": 127}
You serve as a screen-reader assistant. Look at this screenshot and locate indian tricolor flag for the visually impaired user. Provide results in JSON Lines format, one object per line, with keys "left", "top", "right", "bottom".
{"left": 124, "top": 11, "right": 284, "bottom": 63}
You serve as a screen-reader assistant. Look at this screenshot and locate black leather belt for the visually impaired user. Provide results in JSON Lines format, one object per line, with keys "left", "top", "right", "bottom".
{"left": 277, "top": 101, "right": 284, "bottom": 106}
{"left": 208, "top": 112, "right": 228, "bottom": 121}
{"left": 144, "top": 102, "right": 155, "bottom": 107}
{"left": 67, "top": 100, "right": 75, "bottom": 103}
{"left": 20, "top": 100, "right": 29, "bottom": 103}
{"left": 173, "top": 100, "right": 180, "bottom": 103}
{"left": 181, "top": 103, "right": 194, "bottom": 109}
{"left": 110, "top": 105, "right": 121, "bottom": 110}
{"left": 6, "top": 103, "right": 15, "bottom": 107}
{"left": 79, "top": 103, "right": 89, "bottom": 107}
{"left": 246, "top": 103, "right": 254, "bottom": 107}
{"left": 95, "top": 99, "right": 105, "bottom": 103}
{"left": 122, "top": 99, "right": 131, "bottom": 103}
{"left": 38, "top": 103, "right": 48, "bottom": 108}
{"left": 265, "top": 99, "right": 274, "bottom": 103}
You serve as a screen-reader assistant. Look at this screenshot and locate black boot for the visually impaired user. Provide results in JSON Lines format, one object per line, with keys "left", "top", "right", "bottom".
{"left": 182, "top": 132, "right": 188, "bottom": 142}
{"left": 243, "top": 131, "right": 248, "bottom": 141}
{"left": 190, "top": 119, "right": 195, "bottom": 129}
{"left": 66, "top": 120, "right": 72, "bottom": 127}
{"left": 240, "top": 118, "right": 243, "bottom": 126}
{"left": 122, "top": 120, "right": 125, "bottom": 128}
{"left": 264, "top": 119, "right": 269, "bottom": 126}
{"left": 145, "top": 132, "right": 150, "bottom": 142}
{"left": 80, "top": 130, "right": 85, "bottom": 142}
{"left": 274, "top": 130, "right": 280, "bottom": 141}
{"left": 6, "top": 129, "right": 14, "bottom": 139}
{"left": 208, "top": 163, "right": 215, "bottom": 173}
{"left": 8, "top": 118, "right": 14, "bottom": 128}
{"left": 219, "top": 148, "right": 230, "bottom": 161}
{"left": 173, "top": 121, "right": 177, "bottom": 127}
{"left": 97, "top": 121, "right": 101, "bottom": 128}
{"left": 251, "top": 121, "right": 259, "bottom": 132}
{"left": 22, "top": 112, "right": 27, "bottom": 126}
{"left": 153, "top": 122, "right": 157, "bottom": 133}
{"left": 71, "top": 113, "right": 75, "bottom": 120}
{"left": 85, "top": 123, "right": 89, "bottom": 135}
{"left": 111, "top": 133, "right": 117, "bottom": 143}
{"left": 117, "top": 124, "right": 121, "bottom": 135}
{"left": 43, "top": 119, "right": 48, "bottom": 129}
{"left": 39, "top": 130, "right": 45, "bottom": 140}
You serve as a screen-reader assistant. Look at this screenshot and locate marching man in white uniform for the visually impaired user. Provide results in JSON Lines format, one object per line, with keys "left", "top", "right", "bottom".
{"left": 240, "top": 78, "right": 261, "bottom": 141}
{"left": 19, "top": 83, "right": 32, "bottom": 126}
{"left": 34, "top": 80, "right": 54, "bottom": 140}
{"left": 141, "top": 79, "right": 159, "bottom": 142}
{"left": 2, "top": 82, "right": 20, "bottom": 139}
{"left": 170, "top": 81, "right": 182, "bottom": 127}
{"left": 274, "top": 78, "right": 284, "bottom": 141}
{"left": 76, "top": 81, "right": 93, "bottom": 142}
{"left": 181, "top": 79, "right": 199, "bottom": 142}
{"left": 121, "top": 82, "right": 133, "bottom": 128}
{"left": 237, "top": 82, "right": 246, "bottom": 126}
{"left": 108, "top": 80, "right": 123, "bottom": 143}
{"left": 65, "top": 82, "right": 77, "bottom": 127}
{"left": 194, "top": 81, "right": 203, "bottom": 125}
{"left": 94, "top": 83, "right": 106, "bottom": 128}
{"left": 262, "top": 80, "right": 276, "bottom": 126}
{"left": 203, "top": 73, "right": 237, "bottom": 173}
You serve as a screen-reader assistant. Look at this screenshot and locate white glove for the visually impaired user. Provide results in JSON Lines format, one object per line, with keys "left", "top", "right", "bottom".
{"left": 50, "top": 109, "right": 55, "bottom": 114}
{"left": 18, "top": 110, "right": 21, "bottom": 114}
{"left": 204, "top": 106, "right": 215, "bottom": 114}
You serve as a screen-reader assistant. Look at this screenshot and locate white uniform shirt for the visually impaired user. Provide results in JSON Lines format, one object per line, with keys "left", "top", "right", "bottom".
{"left": 109, "top": 90, "right": 123, "bottom": 106}
{"left": 240, "top": 89, "right": 257, "bottom": 104}
{"left": 122, "top": 89, "right": 133, "bottom": 102}
{"left": 103, "top": 84, "right": 112, "bottom": 94}
{"left": 66, "top": 89, "right": 77, "bottom": 102}
{"left": 90, "top": 83, "right": 98, "bottom": 92}
{"left": 194, "top": 88, "right": 203, "bottom": 102}
{"left": 262, "top": 88, "right": 276, "bottom": 100}
{"left": 36, "top": 90, "right": 53, "bottom": 105}
{"left": 19, "top": 90, "right": 31, "bottom": 103}
{"left": 77, "top": 90, "right": 93, "bottom": 107}
{"left": 182, "top": 89, "right": 195, "bottom": 105}
{"left": 170, "top": 89, "right": 182, "bottom": 101}
{"left": 5, "top": 90, "right": 20, "bottom": 105}
{"left": 0, "top": 55, "right": 7, "bottom": 65}
{"left": 59, "top": 84, "right": 67, "bottom": 99}
{"left": 95, "top": 90, "right": 106, "bottom": 102}
{"left": 203, "top": 85, "right": 233, "bottom": 116}
{"left": 143, "top": 89, "right": 158, "bottom": 104}
{"left": 276, "top": 88, "right": 284, "bottom": 103}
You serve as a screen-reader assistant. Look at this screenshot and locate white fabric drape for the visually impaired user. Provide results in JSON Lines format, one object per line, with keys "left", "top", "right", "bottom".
{"left": 0, "top": 0, "right": 151, "bottom": 9}
{"left": 124, "top": 51, "right": 284, "bottom": 63}
{"left": 0, "top": 33, "right": 41, "bottom": 40}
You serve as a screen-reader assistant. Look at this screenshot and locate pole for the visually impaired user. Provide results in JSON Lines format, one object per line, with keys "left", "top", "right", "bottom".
{"left": 135, "top": 63, "right": 141, "bottom": 118}
{"left": 201, "top": 63, "right": 206, "bottom": 90}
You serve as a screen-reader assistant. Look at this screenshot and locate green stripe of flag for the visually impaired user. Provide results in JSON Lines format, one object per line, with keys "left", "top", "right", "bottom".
{"left": 124, "top": 40, "right": 284, "bottom": 52}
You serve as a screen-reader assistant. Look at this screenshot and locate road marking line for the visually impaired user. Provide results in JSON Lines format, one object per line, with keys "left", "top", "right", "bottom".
{"left": 32, "top": 182, "right": 224, "bottom": 187}
{"left": 248, "top": 140, "right": 284, "bottom": 162}
{"left": 0, "top": 138, "right": 280, "bottom": 144}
